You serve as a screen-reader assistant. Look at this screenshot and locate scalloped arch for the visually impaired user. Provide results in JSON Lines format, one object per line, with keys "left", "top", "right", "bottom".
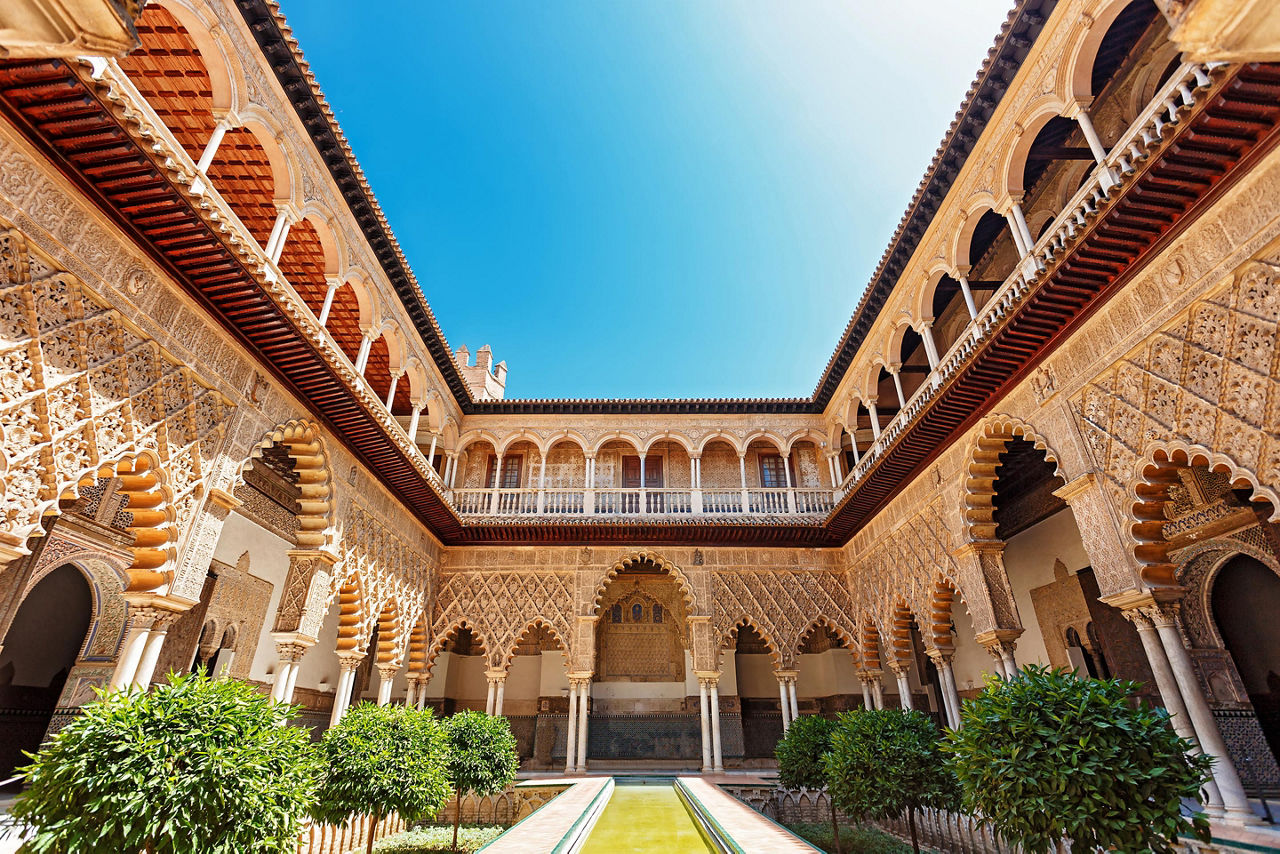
{"left": 243, "top": 419, "right": 336, "bottom": 549}
{"left": 590, "top": 551, "right": 697, "bottom": 615}
{"left": 961, "top": 415, "right": 1066, "bottom": 543}
{"left": 501, "top": 618, "right": 569, "bottom": 671}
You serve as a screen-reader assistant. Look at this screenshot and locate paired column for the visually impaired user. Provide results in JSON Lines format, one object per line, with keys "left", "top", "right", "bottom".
{"left": 375, "top": 664, "right": 399, "bottom": 706}
{"left": 573, "top": 676, "right": 591, "bottom": 772}
{"left": 889, "top": 662, "right": 914, "bottom": 711}
{"left": 695, "top": 674, "right": 724, "bottom": 774}
{"left": 564, "top": 675, "right": 591, "bottom": 774}
{"left": 927, "top": 649, "right": 963, "bottom": 729}
{"left": 485, "top": 670, "right": 507, "bottom": 716}
{"left": 978, "top": 631, "right": 1020, "bottom": 680}
{"left": 776, "top": 670, "right": 799, "bottom": 730}
{"left": 111, "top": 602, "right": 183, "bottom": 691}
{"left": 1122, "top": 598, "right": 1256, "bottom": 824}
{"left": 690, "top": 453, "right": 703, "bottom": 512}
{"left": 738, "top": 454, "right": 750, "bottom": 511}
{"left": 858, "top": 673, "right": 874, "bottom": 710}
{"left": 269, "top": 635, "right": 313, "bottom": 704}
{"left": 329, "top": 652, "right": 365, "bottom": 728}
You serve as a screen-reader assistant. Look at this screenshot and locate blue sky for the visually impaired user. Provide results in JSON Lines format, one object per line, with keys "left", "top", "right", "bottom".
{"left": 282, "top": 1, "right": 1013, "bottom": 400}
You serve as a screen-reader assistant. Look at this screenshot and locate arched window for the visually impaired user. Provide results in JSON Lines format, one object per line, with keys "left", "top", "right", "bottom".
{"left": 653, "top": 604, "right": 663, "bottom": 624}
{"left": 631, "top": 603, "right": 644, "bottom": 623}
{"left": 611, "top": 604, "right": 622, "bottom": 624}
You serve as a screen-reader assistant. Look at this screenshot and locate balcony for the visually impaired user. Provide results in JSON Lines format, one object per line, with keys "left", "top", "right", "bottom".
{"left": 447, "top": 486, "right": 837, "bottom": 518}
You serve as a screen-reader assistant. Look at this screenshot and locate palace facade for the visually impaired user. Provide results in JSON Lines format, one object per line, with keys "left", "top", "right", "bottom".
{"left": 1, "top": 0, "right": 1279, "bottom": 829}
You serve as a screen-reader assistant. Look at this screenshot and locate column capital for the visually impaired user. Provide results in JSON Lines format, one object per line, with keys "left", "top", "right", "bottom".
{"left": 925, "top": 647, "right": 954, "bottom": 665}
{"left": 774, "top": 669, "right": 799, "bottom": 680}
{"left": 693, "top": 670, "right": 721, "bottom": 683}
{"left": 974, "top": 628, "right": 1022, "bottom": 648}
{"left": 208, "top": 486, "right": 242, "bottom": 511}
{"left": 375, "top": 663, "right": 400, "bottom": 681}
{"left": 1051, "top": 471, "right": 1102, "bottom": 504}
{"left": 337, "top": 651, "right": 365, "bottom": 672}
{"left": 886, "top": 659, "right": 911, "bottom": 676}
{"left": 950, "top": 539, "right": 1006, "bottom": 560}
{"left": 271, "top": 632, "right": 315, "bottom": 663}
{"left": 484, "top": 668, "right": 508, "bottom": 682}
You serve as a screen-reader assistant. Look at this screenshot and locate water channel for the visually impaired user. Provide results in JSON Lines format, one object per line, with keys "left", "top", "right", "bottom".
{"left": 577, "top": 780, "right": 712, "bottom": 853}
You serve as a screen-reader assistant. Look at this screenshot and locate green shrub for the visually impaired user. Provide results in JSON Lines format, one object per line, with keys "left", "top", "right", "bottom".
{"left": 776, "top": 715, "right": 843, "bottom": 853}
{"left": 11, "top": 671, "right": 318, "bottom": 854}
{"left": 441, "top": 711, "right": 519, "bottom": 852}
{"left": 313, "top": 703, "right": 453, "bottom": 854}
{"left": 946, "top": 666, "right": 1212, "bottom": 853}
{"left": 785, "top": 822, "right": 914, "bottom": 854}
{"left": 824, "top": 709, "right": 958, "bottom": 854}
{"left": 373, "top": 823, "right": 504, "bottom": 853}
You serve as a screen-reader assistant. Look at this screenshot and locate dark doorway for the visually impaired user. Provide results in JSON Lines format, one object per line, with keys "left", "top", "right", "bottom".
{"left": 0, "top": 564, "right": 93, "bottom": 776}
{"left": 1212, "top": 555, "right": 1280, "bottom": 766}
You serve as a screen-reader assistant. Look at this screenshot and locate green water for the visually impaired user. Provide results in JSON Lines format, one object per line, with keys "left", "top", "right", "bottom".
{"left": 578, "top": 784, "right": 712, "bottom": 853}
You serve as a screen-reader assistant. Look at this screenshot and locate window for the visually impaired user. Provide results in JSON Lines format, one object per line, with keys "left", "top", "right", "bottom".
{"left": 631, "top": 603, "right": 644, "bottom": 622}
{"left": 759, "top": 453, "right": 790, "bottom": 488}
{"left": 621, "top": 455, "right": 663, "bottom": 488}
{"left": 484, "top": 453, "right": 522, "bottom": 489}
{"left": 653, "top": 604, "right": 663, "bottom": 624}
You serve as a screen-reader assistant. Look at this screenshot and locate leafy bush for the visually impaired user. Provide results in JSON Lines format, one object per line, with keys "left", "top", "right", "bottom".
{"left": 11, "top": 671, "right": 318, "bottom": 854}
{"left": 313, "top": 703, "right": 453, "bottom": 854}
{"left": 776, "top": 715, "right": 843, "bottom": 853}
{"left": 785, "top": 822, "right": 914, "bottom": 854}
{"left": 825, "top": 709, "right": 958, "bottom": 854}
{"left": 946, "top": 666, "right": 1212, "bottom": 854}
{"left": 441, "top": 711, "right": 519, "bottom": 852}
{"left": 373, "top": 823, "right": 504, "bottom": 853}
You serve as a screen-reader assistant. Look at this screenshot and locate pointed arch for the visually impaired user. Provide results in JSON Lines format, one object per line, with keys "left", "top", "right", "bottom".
{"left": 795, "top": 615, "right": 855, "bottom": 658}
{"left": 590, "top": 551, "right": 697, "bottom": 615}
{"left": 502, "top": 618, "right": 569, "bottom": 671}
{"left": 425, "top": 619, "right": 493, "bottom": 679}
{"left": 961, "top": 415, "right": 1066, "bottom": 543}
{"left": 856, "top": 617, "right": 883, "bottom": 671}
{"left": 1130, "top": 442, "right": 1280, "bottom": 588}
{"left": 406, "top": 611, "right": 431, "bottom": 676}
{"left": 242, "top": 420, "right": 336, "bottom": 549}
{"left": 719, "top": 617, "right": 782, "bottom": 669}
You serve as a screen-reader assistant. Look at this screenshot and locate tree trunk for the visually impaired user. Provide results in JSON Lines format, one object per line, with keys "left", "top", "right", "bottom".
{"left": 453, "top": 789, "right": 463, "bottom": 852}
{"left": 828, "top": 794, "right": 842, "bottom": 854}
{"left": 366, "top": 809, "right": 380, "bottom": 854}
{"left": 907, "top": 807, "right": 919, "bottom": 854}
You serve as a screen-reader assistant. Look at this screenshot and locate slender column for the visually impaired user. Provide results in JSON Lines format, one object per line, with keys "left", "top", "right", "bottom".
{"left": 318, "top": 275, "right": 342, "bottom": 326}
{"left": 584, "top": 455, "right": 596, "bottom": 515}
{"left": 1150, "top": 604, "right": 1256, "bottom": 823}
{"left": 133, "top": 613, "right": 178, "bottom": 690}
{"left": 376, "top": 664, "right": 397, "bottom": 706}
{"left": 888, "top": 366, "right": 906, "bottom": 408}
{"left": 699, "top": 679, "right": 713, "bottom": 772}
{"left": 891, "top": 665, "right": 913, "bottom": 711}
{"left": 490, "top": 453, "right": 504, "bottom": 515}
{"left": 354, "top": 331, "right": 374, "bottom": 374}
{"left": 537, "top": 451, "right": 548, "bottom": 513}
{"left": 494, "top": 676, "right": 506, "bottom": 716}
{"left": 866, "top": 401, "right": 882, "bottom": 439}
{"left": 871, "top": 675, "right": 884, "bottom": 710}
{"left": 404, "top": 677, "right": 418, "bottom": 709}
{"left": 778, "top": 675, "right": 792, "bottom": 730}
{"left": 271, "top": 638, "right": 312, "bottom": 703}
{"left": 384, "top": 373, "right": 400, "bottom": 410}
{"left": 195, "top": 118, "right": 232, "bottom": 173}
{"left": 331, "top": 653, "right": 364, "bottom": 727}
{"left": 1074, "top": 107, "right": 1109, "bottom": 163}
{"left": 426, "top": 432, "right": 438, "bottom": 468}
{"left": 691, "top": 454, "right": 703, "bottom": 513}
{"left": 565, "top": 682, "right": 579, "bottom": 774}
{"left": 485, "top": 677, "right": 496, "bottom": 715}
{"left": 739, "top": 454, "right": 750, "bottom": 512}
{"left": 575, "top": 678, "right": 590, "bottom": 772}
{"left": 860, "top": 676, "right": 873, "bottom": 710}
{"left": 1005, "top": 205, "right": 1032, "bottom": 257}
{"left": 955, "top": 273, "right": 979, "bottom": 320}
{"left": 826, "top": 454, "right": 839, "bottom": 489}
{"left": 264, "top": 207, "right": 291, "bottom": 262}
{"left": 782, "top": 453, "right": 796, "bottom": 513}
{"left": 919, "top": 322, "right": 940, "bottom": 369}
{"left": 710, "top": 678, "right": 723, "bottom": 773}
{"left": 939, "top": 658, "right": 962, "bottom": 729}
{"left": 110, "top": 609, "right": 155, "bottom": 689}
{"left": 445, "top": 453, "right": 458, "bottom": 489}
{"left": 787, "top": 677, "right": 799, "bottom": 722}
{"left": 407, "top": 405, "right": 423, "bottom": 444}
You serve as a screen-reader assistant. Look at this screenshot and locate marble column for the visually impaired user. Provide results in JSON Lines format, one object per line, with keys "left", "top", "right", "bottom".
{"left": 494, "top": 676, "right": 506, "bottom": 717}
{"left": 132, "top": 611, "right": 180, "bottom": 690}
{"left": 575, "top": 677, "right": 590, "bottom": 772}
{"left": 778, "top": 674, "right": 793, "bottom": 730}
{"left": 376, "top": 664, "right": 398, "bottom": 706}
{"left": 329, "top": 654, "right": 363, "bottom": 728}
{"left": 1150, "top": 602, "right": 1257, "bottom": 824}
{"left": 710, "top": 677, "right": 724, "bottom": 773}
{"left": 891, "top": 664, "right": 913, "bottom": 711}
{"left": 787, "top": 677, "right": 799, "bottom": 722}
{"left": 565, "top": 681, "right": 579, "bottom": 775}
{"left": 859, "top": 675, "right": 874, "bottom": 710}
{"left": 699, "top": 678, "right": 713, "bottom": 773}
{"left": 270, "top": 636, "right": 313, "bottom": 703}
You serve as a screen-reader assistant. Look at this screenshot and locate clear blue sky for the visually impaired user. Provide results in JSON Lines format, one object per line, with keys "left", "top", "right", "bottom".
{"left": 282, "top": 1, "right": 1013, "bottom": 400}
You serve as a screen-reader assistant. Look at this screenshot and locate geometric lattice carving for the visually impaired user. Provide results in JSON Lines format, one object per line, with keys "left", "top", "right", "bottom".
{"left": 432, "top": 570, "right": 575, "bottom": 671}
{"left": 712, "top": 568, "right": 855, "bottom": 669}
